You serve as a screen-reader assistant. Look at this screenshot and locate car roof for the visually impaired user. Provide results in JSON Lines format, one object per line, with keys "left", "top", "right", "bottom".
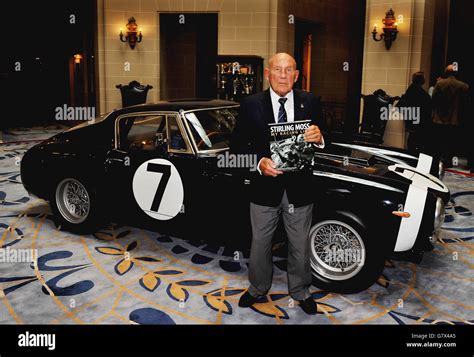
{"left": 114, "top": 99, "right": 238, "bottom": 115}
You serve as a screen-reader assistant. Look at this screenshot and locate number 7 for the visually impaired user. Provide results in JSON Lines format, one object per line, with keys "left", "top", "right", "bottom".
{"left": 147, "top": 163, "right": 171, "bottom": 212}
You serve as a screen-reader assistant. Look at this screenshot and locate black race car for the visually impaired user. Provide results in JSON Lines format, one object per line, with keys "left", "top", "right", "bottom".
{"left": 21, "top": 99, "right": 449, "bottom": 293}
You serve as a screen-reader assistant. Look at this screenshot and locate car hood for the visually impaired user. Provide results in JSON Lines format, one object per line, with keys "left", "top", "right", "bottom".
{"left": 313, "top": 143, "right": 448, "bottom": 194}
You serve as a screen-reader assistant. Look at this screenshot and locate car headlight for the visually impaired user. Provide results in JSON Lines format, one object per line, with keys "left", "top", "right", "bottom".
{"left": 438, "top": 161, "right": 445, "bottom": 180}
{"left": 434, "top": 197, "right": 445, "bottom": 233}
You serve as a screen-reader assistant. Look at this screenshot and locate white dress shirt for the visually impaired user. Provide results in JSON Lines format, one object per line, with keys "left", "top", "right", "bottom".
{"left": 269, "top": 87, "right": 295, "bottom": 122}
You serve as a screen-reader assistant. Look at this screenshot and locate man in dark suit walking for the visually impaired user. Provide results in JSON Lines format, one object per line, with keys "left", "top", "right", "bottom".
{"left": 398, "top": 71, "right": 432, "bottom": 152}
{"left": 230, "top": 53, "right": 326, "bottom": 315}
{"left": 430, "top": 64, "right": 469, "bottom": 167}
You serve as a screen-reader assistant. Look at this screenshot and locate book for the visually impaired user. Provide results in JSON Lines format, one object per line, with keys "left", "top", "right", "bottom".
{"left": 269, "top": 119, "right": 315, "bottom": 171}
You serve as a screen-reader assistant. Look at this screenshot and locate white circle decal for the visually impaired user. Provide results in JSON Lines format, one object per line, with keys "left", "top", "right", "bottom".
{"left": 132, "top": 159, "right": 184, "bottom": 220}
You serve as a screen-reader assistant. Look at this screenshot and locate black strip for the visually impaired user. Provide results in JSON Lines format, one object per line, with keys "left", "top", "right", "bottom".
{"left": 0, "top": 325, "right": 471, "bottom": 354}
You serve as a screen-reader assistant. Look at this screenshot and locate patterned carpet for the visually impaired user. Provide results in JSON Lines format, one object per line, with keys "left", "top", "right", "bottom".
{"left": 0, "top": 131, "right": 473, "bottom": 325}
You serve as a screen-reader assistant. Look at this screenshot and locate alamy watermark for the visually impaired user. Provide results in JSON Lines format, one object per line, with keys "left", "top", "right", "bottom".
{"left": 380, "top": 104, "right": 420, "bottom": 125}
{"left": 18, "top": 332, "right": 55, "bottom": 350}
{"left": 0, "top": 247, "right": 38, "bottom": 263}
{"left": 324, "top": 247, "right": 363, "bottom": 265}
{"left": 55, "top": 104, "right": 95, "bottom": 121}
{"left": 217, "top": 152, "right": 258, "bottom": 171}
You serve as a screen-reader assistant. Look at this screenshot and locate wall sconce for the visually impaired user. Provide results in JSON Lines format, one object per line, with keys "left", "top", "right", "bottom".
{"left": 372, "top": 8, "right": 399, "bottom": 50}
{"left": 73, "top": 54, "right": 83, "bottom": 64}
{"left": 119, "top": 17, "right": 143, "bottom": 50}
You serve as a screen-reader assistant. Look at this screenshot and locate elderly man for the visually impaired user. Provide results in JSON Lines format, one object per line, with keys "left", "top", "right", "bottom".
{"left": 230, "top": 53, "right": 326, "bottom": 315}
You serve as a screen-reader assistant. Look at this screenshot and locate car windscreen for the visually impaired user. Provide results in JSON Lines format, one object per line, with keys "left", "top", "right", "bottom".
{"left": 184, "top": 108, "right": 237, "bottom": 151}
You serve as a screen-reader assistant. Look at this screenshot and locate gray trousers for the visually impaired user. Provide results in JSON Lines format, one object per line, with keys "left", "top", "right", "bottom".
{"left": 248, "top": 191, "right": 313, "bottom": 301}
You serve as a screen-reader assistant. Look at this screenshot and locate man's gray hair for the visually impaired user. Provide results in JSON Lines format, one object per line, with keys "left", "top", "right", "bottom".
{"left": 268, "top": 53, "right": 297, "bottom": 68}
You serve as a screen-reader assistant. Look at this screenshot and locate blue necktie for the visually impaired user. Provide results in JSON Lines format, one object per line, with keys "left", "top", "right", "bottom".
{"left": 278, "top": 97, "right": 288, "bottom": 123}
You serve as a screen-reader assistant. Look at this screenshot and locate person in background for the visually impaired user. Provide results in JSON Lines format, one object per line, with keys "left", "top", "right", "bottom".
{"left": 462, "top": 84, "right": 473, "bottom": 173}
{"left": 428, "top": 75, "right": 442, "bottom": 97}
{"left": 398, "top": 71, "right": 432, "bottom": 152}
{"left": 430, "top": 64, "right": 469, "bottom": 167}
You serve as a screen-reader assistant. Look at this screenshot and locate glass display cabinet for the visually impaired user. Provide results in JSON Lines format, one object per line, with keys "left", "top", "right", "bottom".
{"left": 216, "top": 55, "right": 263, "bottom": 102}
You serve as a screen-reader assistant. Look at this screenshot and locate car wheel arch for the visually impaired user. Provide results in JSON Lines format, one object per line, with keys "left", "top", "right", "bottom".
{"left": 313, "top": 209, "right": 367, "bottom": 232}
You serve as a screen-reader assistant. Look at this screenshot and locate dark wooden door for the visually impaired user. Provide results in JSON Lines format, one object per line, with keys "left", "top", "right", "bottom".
{"left": 160, "top": 13, "right": 218, "bottom": 100}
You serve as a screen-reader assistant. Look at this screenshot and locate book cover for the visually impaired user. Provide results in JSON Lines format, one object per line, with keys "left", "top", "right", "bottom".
{"left": 269, "top": 119, "right": 315, "bottom": 171}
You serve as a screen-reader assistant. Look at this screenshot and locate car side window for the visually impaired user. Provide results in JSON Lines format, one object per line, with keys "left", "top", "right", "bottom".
{"left": 167, "top": 115, "right": 189, "bottom": 152}
{"left": 120, "top": 115, "right": 166, "bottom": 151}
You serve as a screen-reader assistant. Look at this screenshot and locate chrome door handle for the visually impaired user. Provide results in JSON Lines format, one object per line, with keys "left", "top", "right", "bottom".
{"left": 105, "top": 157, "right": 124, "bottom": 164}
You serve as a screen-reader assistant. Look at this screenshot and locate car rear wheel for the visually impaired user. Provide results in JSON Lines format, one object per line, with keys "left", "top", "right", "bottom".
{"left": 51, "top": 177, "right": 102, "bottom": 234}
{"left": 310, "top": 215, "right": 386, "bottom": 293}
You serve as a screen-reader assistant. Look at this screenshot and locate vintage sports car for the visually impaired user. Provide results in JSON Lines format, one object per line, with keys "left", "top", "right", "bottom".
{"left": 21, "top": 99, "right": 449, "bottom": 293}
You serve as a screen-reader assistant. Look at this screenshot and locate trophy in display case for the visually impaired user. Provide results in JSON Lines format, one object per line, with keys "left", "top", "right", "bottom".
{"left": 216, "top": 55, "right": 263, "bottom": 102}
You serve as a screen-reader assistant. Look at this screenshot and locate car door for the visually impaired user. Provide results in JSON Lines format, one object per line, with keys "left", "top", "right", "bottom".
{"left": 104, "top": 111, "right": 196, "bottom": 235}
{"left": 165, "top": 112, "right": 250, "bottom": 242}
{"left": 179, "top": 108, "right": 252, "bottom": 244}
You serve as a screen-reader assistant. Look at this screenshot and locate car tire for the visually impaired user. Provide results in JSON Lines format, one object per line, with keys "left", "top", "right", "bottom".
{"left": 50, "top": 176, "right": 103, "bottom": 234}
{"left": 309, "top": 214, "right": 386, "bottom": 294}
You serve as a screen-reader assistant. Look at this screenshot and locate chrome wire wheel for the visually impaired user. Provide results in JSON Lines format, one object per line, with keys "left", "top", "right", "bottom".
{"left": 55, "top": 178, "right": 90, "bottom": 224}
{"left": 310, "top": 220, "right": 366, "bottom": 281}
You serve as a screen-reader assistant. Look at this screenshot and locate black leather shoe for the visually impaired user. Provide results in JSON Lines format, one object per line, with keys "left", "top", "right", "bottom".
{"left": 299, "top": 297, "right": 317, "bottom": 315}
{"left": 239, "top": 291, "right": 259, "bottom": 307}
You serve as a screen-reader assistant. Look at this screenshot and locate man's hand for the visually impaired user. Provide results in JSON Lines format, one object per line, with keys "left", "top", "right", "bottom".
{"left": 304, "top": 125, "right": 322, "bottom": 144}
{"left": 259, "top": 158, "right": 283, "bottom": 177}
